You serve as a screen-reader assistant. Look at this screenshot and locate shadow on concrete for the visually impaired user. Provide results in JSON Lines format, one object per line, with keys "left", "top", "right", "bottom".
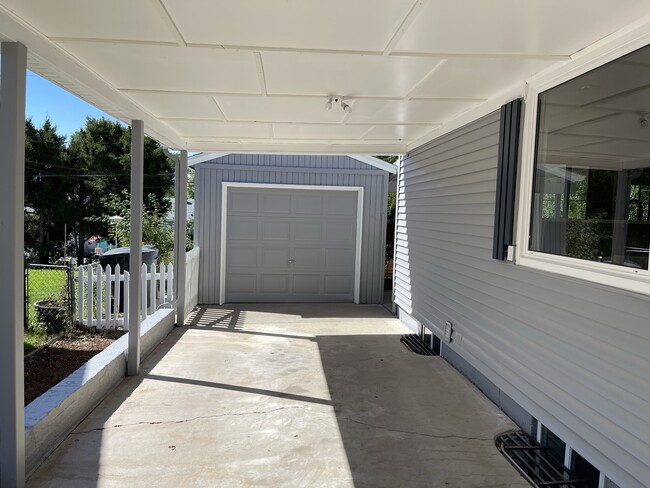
{"left": 187, "top": 303, "right": 395, "bottom": 321}
{"left": 29, "top": 305, "right": 520, "bottom": 487}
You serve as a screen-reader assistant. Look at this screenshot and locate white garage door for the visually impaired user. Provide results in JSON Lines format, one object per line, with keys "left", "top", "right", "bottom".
{"left": 224, "top": 186, "right": 359, "bottom": 303}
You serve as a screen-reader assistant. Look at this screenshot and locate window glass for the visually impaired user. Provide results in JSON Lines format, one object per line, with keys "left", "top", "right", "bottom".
{"left": 531, "top": 44, "right": 650, "bottom": 270}
{"left": 572, "top": 452, "right": 600, "bottom": 488}
{"left": 540, "top": 426, "right": 566, "bottom": 468}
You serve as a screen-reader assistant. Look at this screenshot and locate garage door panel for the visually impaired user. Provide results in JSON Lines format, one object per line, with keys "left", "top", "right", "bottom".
{"left": 293, "top": 248, "right": 324, "bottom": 267}
{"left": 325, "top": 221, "right": 355, "bottom": 242}
{"left": 230, "top": 191, "right": 258, "bottom": 213}
{"left": 294, "top": 194, "right": 323, "bottom": 215}
{"left": 230, "top": 247, "right": 258, "bottom": 267}
{"left": 261, "top": 248, "right": 291, "bottom": 267}
{"left": 292, "top": 274, "right": 322, "bottom": 294}
{"left": 325, "top": 193, "right": 357, "bottom": 216}
{"left": 226, "top": 187, "right": 357, "bottom": 303}
{"left": 294, "top": 221, "right": 322, "bottom": 241}
{"left": 229, "top": 220, "right": 258, "bottom": 240}
{"left": 325, "top": 248, "right": 354, "bottom": 267}
{"left": 261, "top": 274, "right": 289, "bottom": 293}
{"left": 228, "top": 274, "right": 257, "bottom": 293}
{"left": 262, "top": 192, "right": 291, "bottom": 214}
{"left": 261, "top": 221, "right": 291, "bottom": 240}
{"left": 325, "top": 275, "right": 354, "bottom": 294}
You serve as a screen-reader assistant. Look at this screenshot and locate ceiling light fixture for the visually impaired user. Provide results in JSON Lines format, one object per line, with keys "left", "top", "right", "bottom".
{"left": 325, "top": 95, "right": 351, "bottom": 113}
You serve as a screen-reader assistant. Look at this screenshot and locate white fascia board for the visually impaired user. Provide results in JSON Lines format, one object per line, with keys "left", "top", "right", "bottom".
{"left": 349, "top": 154, "right": 398, "bottom": 174}
{"left": 189, "top": 151, "right": 398, "bottom": 174}
{"left": 187, "top": 141, "right": 408, "bottom": 155}
{"left": 0, "top": 6, "right": 184, "bottom": 149}
{"left": 187, "top": 152, "right": 230, "bottom": 166}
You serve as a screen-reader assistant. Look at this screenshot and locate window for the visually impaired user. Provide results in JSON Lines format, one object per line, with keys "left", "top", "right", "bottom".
{"left": 517, "top": 39, "right": 650, "bottom": 294}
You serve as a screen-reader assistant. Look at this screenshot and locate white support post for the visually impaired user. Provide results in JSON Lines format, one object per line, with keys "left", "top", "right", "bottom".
{"left": 0, "top": 41, "right": 27, "bottom": 488}
{"left": 175, "top": 150, "right": 188, "bottom": 325}
{"left": 128, "top": 120, "right": 144, "bottom": 376}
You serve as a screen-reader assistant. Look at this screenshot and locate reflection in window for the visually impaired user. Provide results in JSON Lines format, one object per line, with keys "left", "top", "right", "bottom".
{"left": 531, "top": 44, "right": 650, "bottom": 271}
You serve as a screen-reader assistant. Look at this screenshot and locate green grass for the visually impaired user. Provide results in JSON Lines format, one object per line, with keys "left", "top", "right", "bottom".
{"left": 24, "top": 329, "right": 48, "bottom": 355}
{"left": 25, "top": 267, "right": 70, "bottom": 350}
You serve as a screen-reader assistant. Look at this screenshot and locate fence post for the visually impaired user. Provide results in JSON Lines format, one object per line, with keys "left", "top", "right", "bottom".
{"left": 141, "top": 263, "right": 147, "bottom": 321}
{"left": 149, "top": 262, "right": 156, "bottom": 316}
{"left": 124, "top": 270, "right": 130, "bottom": 331}
{"left": 67, "top": 259, "right": 75, "bottom": 327}
{"left": 113, "top": 264, "right": 121, "bottom": 329}
{"left": 77, "top": 265, "right": 84, "bottom": 325}
{"left": 104, "top": 264, "right": 112, "bottom": 330}
{"left": 86, "top": 265, "right": 93, "bottom": 328}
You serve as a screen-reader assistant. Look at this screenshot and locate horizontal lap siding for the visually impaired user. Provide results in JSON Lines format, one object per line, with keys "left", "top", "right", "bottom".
{"left": 395, "top": 111, "right": 650, "bottom": 488}
{"left": 195, "top": 155, "right": 387, "bottom": 305}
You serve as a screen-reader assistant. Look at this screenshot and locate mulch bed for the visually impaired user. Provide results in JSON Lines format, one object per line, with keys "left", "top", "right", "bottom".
{"left": 25, "top": 328, "right": 125, "bottom": 405}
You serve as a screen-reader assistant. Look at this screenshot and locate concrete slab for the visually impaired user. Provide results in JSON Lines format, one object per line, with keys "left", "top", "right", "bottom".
{"left": 27, "top": 304, "right": 528, "bottom": 488}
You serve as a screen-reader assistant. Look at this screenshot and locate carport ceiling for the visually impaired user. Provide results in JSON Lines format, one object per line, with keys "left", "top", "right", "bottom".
{"left": 0, "top": 0, "right": 648, "bottom": 154}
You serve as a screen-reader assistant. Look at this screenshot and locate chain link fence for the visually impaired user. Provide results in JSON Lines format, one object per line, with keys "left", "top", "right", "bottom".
{"left": 25, "top": 262, "right": 76, "bottom": 334}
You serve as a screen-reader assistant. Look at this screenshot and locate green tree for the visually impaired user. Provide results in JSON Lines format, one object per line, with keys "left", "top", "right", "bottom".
{"left": 66, "top": 118, "right": 175, "bottom": 261}
{"left": 106, "top": 192, "right": 175, "bottom": 264}
{"left": 24, "top": 118, "right": 70, "bottom": 262}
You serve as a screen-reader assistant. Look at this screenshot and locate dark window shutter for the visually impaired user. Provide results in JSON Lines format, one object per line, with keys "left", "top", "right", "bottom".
{"left": 493, "top": 98, "right": 523, "bottom": 260}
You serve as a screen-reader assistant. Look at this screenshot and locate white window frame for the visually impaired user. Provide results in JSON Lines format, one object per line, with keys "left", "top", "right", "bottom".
{"left": 514, "top": 19, "right": 650, "bottom": 296}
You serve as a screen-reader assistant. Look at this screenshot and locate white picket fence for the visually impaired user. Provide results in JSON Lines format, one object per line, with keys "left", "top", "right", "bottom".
{"left": 76, "top": 262, "right": 174, "bottom": 330}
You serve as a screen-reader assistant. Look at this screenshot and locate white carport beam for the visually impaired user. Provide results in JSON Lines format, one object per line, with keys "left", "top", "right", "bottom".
{"left": 128, "top": 120, "right": 144, "bottom": 376}
{"left": 174, "top": 150, "right": 188, "bottom": 325}
{"left": 0, "top": 41, "right": 27, "bottom": 488}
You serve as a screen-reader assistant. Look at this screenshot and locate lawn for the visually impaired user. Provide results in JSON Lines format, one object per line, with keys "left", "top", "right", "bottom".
{"left": 24, "top": 267, "right": 71, "bottom": 353}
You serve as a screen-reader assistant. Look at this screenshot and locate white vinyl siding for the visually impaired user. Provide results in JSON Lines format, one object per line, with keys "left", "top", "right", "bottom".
{"left": 395, "top": 111, "right": 650, "bottom": 488}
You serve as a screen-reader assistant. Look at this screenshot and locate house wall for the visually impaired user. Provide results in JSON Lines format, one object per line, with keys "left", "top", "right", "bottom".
{"left": 395, "top": 111, "right": 650, "bottom": 487}
{"left": 194, "top": 154, "right": 388, "bottom": 304}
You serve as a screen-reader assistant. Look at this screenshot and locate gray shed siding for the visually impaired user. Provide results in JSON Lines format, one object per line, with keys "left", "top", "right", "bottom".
{"left": 395, "top": 111, "right": 650, "bottom": 487}
{"left": 195, "top": 154, "right": 388, "bottom": 305}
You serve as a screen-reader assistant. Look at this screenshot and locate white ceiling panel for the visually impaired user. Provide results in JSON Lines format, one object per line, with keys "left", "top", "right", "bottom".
{"left": 127, "top": 92, "right": 224, "bottom": 120}
{"left": 272, "top": 124, "right": 371, "bottom": 140}
{"left": 542, "top": 133, "right": 611, "bottom": 151}
{"left": 167, "top": 120, "right": 271, "bottom": 139}
{"left": 565, "top": 139, "right": 650, "bottom": 159}
{"left": 215, "top": 96, "right": 346, "bottom": 124}
{"left": 541, "top": 105, "right": 617, "bottom": 133}
{"left": 57, "top": 43, "right": 261, "bottom": 93}
{"left": 346, "top": 99, "right": 482, "bottom": 124}
{"left": 413, "top": 58, "right": 558, "bottom": 99}
{"left": 543, "top": 63, "right": 650, "bottom": 107}
{"left": 560, "top": 113, "right": 650, "bottom": 141}
{"left": 592, "top": 86, "right": 650, "bottom": 113}
{"left": 262, "top": 52, "right": 442, "bottom": 98}
{"left": 1, "top": 0, "right": 177, "bottom": 43}
{"left": 363, "top": 125, "right": 435, "bottom": 141}
{"left": 392, "top": 0, "right": 650, "bottom": 55}
{"left": 163, "top": 0, "right": 412, "bottom": 52}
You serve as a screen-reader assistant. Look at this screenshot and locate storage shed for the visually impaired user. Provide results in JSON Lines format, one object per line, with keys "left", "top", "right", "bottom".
{"left": 191, "top": 153, "right": 396, "bottom": 305}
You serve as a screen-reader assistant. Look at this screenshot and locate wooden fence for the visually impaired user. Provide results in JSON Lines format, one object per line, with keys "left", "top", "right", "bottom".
{"left": 76, "top": 262, "right": 174, "bottom": 330}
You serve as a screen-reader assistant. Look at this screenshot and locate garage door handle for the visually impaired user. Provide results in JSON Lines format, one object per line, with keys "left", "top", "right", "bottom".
{"left": 287, "top": 259, "right": 295, "bottom": 264}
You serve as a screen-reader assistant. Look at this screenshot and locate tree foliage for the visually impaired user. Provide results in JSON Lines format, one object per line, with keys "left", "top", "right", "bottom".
{"left": 25, "top": 117, "right": 176, "bottom": 263}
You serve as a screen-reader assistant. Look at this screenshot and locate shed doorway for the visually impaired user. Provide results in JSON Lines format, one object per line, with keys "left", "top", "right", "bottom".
{"left": 221, "top": 184, "right": 363, "bottom": 304}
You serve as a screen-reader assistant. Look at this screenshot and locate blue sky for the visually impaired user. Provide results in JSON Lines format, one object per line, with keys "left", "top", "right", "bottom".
{"left": 26, "top": 70, "right": 119, "bottom": 140}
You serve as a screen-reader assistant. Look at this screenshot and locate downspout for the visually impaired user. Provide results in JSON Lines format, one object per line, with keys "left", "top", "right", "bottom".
{"left": 163, "top": 148, "right": 188, "bottom": 325}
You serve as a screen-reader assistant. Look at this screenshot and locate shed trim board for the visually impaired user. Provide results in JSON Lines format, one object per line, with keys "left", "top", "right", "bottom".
{"left": 190, "top": 152, "right": 397, "bottom": 174}
{"left": 219, "top": 182, "right": 364, "bottom": 305}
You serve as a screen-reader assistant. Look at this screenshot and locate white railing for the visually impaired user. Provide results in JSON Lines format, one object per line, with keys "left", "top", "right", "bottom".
{"left": 184, "top": 247, "right": 200, "bottom": 320}
{"left": 76, "top": 262, "right": 174, "bottom": 330}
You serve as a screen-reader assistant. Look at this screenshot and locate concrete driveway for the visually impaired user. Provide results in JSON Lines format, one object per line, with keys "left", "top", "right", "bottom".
{"left": 28, "top": 304, "right": 528, "bottom": 488}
